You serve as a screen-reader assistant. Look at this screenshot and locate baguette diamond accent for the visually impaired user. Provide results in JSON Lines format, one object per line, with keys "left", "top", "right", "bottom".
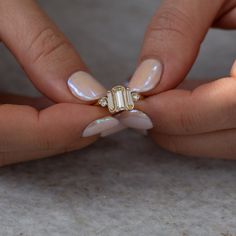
{"left": 98, "top": 85, "right": 140, "bottom": 114}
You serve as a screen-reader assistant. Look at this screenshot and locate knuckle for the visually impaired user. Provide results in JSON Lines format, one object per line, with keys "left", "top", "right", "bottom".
{"left": 37, "top": 135, "right": 67, "bottom": 154}
{"left": 148, "top": 6, "right": 195, "bottom": 42}
{"left": 178, "top": 111, "right": 196, "bottom": 134}
{"left": 41, "top": 138, "right": 77, "bottom": 154}
{"left": 37, "top": 130, "right": 60, "bottom": 152}
{"left": 27, "top": 27, "right": 71, "bottom": 64}
{"left": 37, "top": 128, "right": 76, "bottom": 154}
{"left": 40, "top": 136, "right": 55, "bottom": 152}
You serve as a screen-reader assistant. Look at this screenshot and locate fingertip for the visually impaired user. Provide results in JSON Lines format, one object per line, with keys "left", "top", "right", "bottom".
{"left": 82, "top": 116, "right": 120, "bottom": 138}
{"left": 67, "top": 71, "right": 107, "bottom": 103}
{"left": 118, "top": 110, "right": 153, "bottom": 130}
{"left": 133, "top": 0, "right": 220, "bottom": 96}
{"left": 128, "top": 59, "right": 163, "bottom": 94}
{"left": 100, "top": 122, "right": 127, "bottom": 137}
{"left": 0, "top": 0, "right": 107, "bottom": 105}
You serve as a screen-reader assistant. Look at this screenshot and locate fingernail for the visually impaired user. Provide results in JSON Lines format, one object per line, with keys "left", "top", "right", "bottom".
{"left": 67, "top": 71, "right": 106, "bottom": 101}
{"left": 118, "top": 110, "right": 153, "bottom": 130}
{"left": 129, "top": 59, "right": 162, "bottom": 93}
{"left": 101, "top": 123, "right": 127, "bottom": 137}
{"left": 82, "top": 116, "right": 120, "bottom": 137}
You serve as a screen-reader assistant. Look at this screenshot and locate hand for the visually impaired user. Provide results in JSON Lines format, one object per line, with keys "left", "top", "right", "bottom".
{"left": 138, "top": 67, "right": 236, "bottom": 159}
{"left": 120, "top": 62, "right": 236, "bottom": 159}
{"left": 127, "top": 0, "right": 236, "bottom": 94}
{"left": 0, "top": 0, "right": 119, "bottom": 166}
{"left": 117, "top": 0, "right": 236, "bottom": 159}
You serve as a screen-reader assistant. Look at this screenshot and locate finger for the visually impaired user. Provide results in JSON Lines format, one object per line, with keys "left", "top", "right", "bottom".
{"left": 0, "top": 93, "right": 53, "bottom": 109}
{"left": 0, "top": 0, "right": 106, "bottom": 103}
{"left": 128, "top": 0, "right": 224, "bottom": 95}
{"left": 152, "top": 129, "right": 236, "bottom": 159}
{"left": 214, "top": 3, "right": 236, "bottom": 29}
{"left": 136, "top": 77, "right": 236, "bottom": 135}
{"left": 176, "top": 79, "right": 213, "bottom": 90}
{"left": 118, "top": 79, "right": 211, "bottom": 130}
{"left": 0, "top": 103, "right": 118, "bottom": 166}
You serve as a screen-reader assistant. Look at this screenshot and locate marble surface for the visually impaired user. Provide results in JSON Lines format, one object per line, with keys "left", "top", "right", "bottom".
{"left": 0, "top": 0, "right": 236, "bottom": 235}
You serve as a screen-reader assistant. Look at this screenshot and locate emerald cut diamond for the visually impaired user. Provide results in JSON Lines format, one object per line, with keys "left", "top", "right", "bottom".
{"left": 98, "top": 85, "right": 140, "bottom": 114}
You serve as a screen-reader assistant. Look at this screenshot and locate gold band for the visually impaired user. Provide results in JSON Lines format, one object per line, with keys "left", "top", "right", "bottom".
{"left": 96, "top": 85, "right": 142, "bottom": 114}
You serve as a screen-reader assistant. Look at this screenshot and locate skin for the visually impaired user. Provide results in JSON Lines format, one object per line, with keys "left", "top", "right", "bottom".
{"left": 135, "top": 0, "right": 236, "bottom": 159}
{"left": 0, "top": 0, "right": 235, "bottom": 165}
{"left": 0, "top": 0, "right": 109, "bottom": 166}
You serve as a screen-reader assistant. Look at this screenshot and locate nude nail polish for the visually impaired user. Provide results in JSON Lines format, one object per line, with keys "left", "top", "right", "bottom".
{"left": 82, "top": 117, "right": 120, "bottom": 137}
{"left": 129, "top": 59, "right": 162, "bottom": 93}
{"left": 118, "top": 110, "right": 153, "bottom": 130}
{"left": 67, "top": 71, "right": 106, "bottom": 101}
{"left": 100, "top": 123, "right": 127, "bottom": 137}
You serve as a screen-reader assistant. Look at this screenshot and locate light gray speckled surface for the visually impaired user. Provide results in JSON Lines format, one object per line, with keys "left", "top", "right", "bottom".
{"left": 0, "top": 0, "right": 236, "bottom": 235}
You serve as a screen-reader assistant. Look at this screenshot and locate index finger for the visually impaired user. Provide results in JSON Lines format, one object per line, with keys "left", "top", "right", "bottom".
{"left": 128, "top": 0, "right": 224, "bottom": 95}
{"left": 0, "top": 0, "right": 106, "bottom": 103}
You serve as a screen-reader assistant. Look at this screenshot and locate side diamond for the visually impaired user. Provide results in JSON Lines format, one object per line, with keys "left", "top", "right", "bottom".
{"left": 98, "top": 97, "right": 108, "bottom": 107}
{"left": 131, "top": 92, "right": 140, "bottom": 102}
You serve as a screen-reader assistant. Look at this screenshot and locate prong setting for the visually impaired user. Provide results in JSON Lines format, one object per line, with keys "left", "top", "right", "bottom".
{"left": 98, "top": 85, "right": 141, "bottom": 114}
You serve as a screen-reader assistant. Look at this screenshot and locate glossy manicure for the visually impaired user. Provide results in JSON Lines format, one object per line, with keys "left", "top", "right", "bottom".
{"left": 129, "top": 59, "right": 162, "bottom": 93}
{"left": 101, "top": 123, "right": 127, "bottom": 137}
{"left": 68, "top": 71, "right": 106, "bottom": 101}
{"left": 118, "top": 110, "right": 153, "bottom": 130}
{"left": 82, "top": 117, "right": 120, "bottom": 137}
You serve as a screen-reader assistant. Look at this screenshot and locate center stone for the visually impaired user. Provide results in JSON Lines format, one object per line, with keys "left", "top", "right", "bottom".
{"left": 107, "top": 85, "right": 134, "bottom": 113}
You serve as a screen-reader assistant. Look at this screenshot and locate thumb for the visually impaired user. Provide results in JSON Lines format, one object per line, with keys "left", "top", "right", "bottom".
{"left": 128, "top": 0, "right": 224, "bottom": 95}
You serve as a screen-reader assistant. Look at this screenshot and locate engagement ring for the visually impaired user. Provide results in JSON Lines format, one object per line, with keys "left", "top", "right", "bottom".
{"left": 98, "top": 85, "right": 141, "bottom": 114}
